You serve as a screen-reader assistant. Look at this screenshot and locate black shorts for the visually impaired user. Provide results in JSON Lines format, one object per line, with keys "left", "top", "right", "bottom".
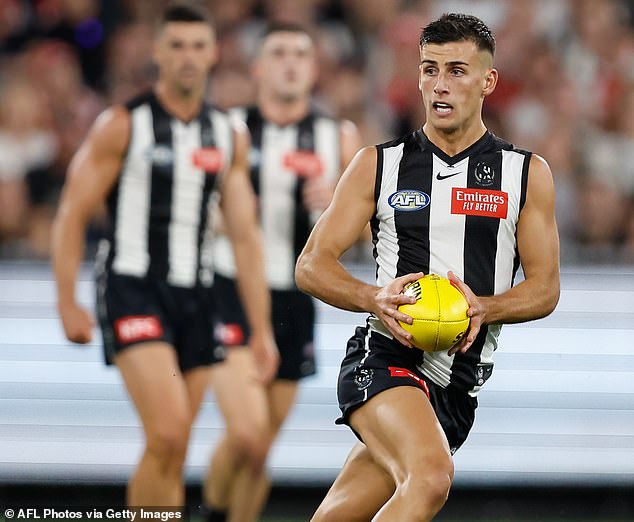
{"left": 96, "top": 271, "right": 225, "bottom": 372}
{"left": 337, "top": 326, "right": 477, "bottom": 454}
{"left": 212, "top": 273, "right": 316, "bottom": 380}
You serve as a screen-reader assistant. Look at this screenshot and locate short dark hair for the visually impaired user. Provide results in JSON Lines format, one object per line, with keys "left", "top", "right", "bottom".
{"left": 262, "top": 22, "right": 314, "bottom": 43}
{"left": 161, "top": 2, "right": 212, "bottom": 26}
{"left": 419, "top": 13, "right": 495, "bottom": 56}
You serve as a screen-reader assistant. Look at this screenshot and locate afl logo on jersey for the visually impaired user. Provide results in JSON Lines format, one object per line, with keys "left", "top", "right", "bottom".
{"left": 388, "top": 190, "right": 430, "bottom": 212}
{"left": 147, "top": 145, "right": 174, "bottom": 166}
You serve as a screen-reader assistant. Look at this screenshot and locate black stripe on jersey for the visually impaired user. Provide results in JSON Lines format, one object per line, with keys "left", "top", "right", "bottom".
{"left": 246, "top": 107, "right": 264, "bottom": 197}
{"left": 196, "top": 108, "right": 218, "bottom": 284}
{"left": 370, "top": 145, "right": 384, "bottom": 281}
{"left": 451, "top": 148, "right": 505, "bottom": 390}
{"left": 292, "top": 114, "right": 315, "bottom": 264}
{"left": 395, "top": 134, "right": 433, "bottom": 276}
{"left": 519, "top": 150, "right": 531, "bottom": 211}
{"left": 147, "top": 95, "right": 174, "bottom": 280}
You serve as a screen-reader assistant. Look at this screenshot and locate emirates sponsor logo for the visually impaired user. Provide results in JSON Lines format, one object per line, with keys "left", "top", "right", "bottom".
{"left": 283, "top": 151, "right": 324, "bottom": 177}
{"left": 192, "top": 147, "right": 224, "bottom": 173}
{"left": 115, "top": 315, "right": 163, "bottom": 344}
{"left": 451, "top": 187, "right": 508, "bottom": 219}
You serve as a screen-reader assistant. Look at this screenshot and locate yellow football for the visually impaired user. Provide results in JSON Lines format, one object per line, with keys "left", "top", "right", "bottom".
{"left": 398, "top": 274, "right": 470, "bottom": 352}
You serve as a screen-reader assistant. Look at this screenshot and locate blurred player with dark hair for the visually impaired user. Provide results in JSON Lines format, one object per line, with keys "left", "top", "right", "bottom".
{"left": 52, "top": 3, "right": 278, "bottom": 507}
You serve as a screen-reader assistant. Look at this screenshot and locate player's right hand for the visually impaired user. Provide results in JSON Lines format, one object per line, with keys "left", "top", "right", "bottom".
{"left": 250, "top": 328, "right": 280, "bottom": 385}
{"left": 58, "top": 302, "right": 95, "bottom": 344}
{"left": 371, "top": 272, "right": 425, "bottom": 348}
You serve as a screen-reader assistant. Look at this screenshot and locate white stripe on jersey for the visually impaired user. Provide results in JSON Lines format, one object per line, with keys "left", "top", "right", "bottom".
{"left": 374, "top": 143, "right": 404, "bottom": 286}
{"left": 312, "top": 117, "right": 340, "bottom": 224}
{"left": 429, "top": 154, "right": 468, "bottom": 278}
{"left": 112, "top": 104, "right": 152, "bottom": 277}
{"left": 261, "top": 123, "right": 298, "bottom": 289}
{"left": 422, "top": 154, "right": 470, "bottom": 388}
{"left": 167, "top": 120, "right": 204, "bottom": 287}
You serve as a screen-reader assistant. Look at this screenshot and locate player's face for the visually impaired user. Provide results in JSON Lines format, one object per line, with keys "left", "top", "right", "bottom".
{"left": 255, "top": 32, "right": 317, "bottom": 102}
{"left": 418, "top": 40, "right": 497, "bottom": 134}
{"left": 154, "top": 22, "right": 217, "bottom": 95}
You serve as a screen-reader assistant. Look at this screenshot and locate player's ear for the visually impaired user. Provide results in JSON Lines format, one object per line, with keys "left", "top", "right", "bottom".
{"left": 482, "top": 68, "right": 498, "bottom": 97}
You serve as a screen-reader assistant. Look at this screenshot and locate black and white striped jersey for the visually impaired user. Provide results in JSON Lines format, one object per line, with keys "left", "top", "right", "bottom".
{"left": 100, "top": 91, "right": 234, "bottom": 288}
{"left": 213, "top": 106, "right": 341, "bottom": 290}
{"left": 370, "top": 129, "right": 531, "bottom": 396}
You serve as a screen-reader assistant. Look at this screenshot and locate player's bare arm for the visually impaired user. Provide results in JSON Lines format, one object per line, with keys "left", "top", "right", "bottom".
{"left": 296, "top": 146, "right": 422, "bottom": 347}
{"left": 52, "top": 107, "right": 130, "bottom": 344}
{"left": 449, "top": 154, "right": 560, "bottom": 355}
{"left": 220, "top": 122, "right": 279, "bottom": 383}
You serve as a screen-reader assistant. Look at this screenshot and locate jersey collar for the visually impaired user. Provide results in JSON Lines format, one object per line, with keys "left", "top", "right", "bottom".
{"left": 414, "top": 129, "right": 494, "bottom": 166}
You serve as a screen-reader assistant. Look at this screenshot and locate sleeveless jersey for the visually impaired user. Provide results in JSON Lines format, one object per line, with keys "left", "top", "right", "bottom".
{"left": 370, "top": 130, "right": 531, "bottom": 396}
{"left": 99, "top": 92, "right": 234, "bottom": 288}
{"left": 213, "top": 106, "right": 341, "bottom": 290}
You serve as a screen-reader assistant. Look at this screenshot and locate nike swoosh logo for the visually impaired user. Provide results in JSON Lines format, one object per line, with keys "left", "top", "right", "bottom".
{"left": 436, "top": 171, "right": 462, "bottom": 180}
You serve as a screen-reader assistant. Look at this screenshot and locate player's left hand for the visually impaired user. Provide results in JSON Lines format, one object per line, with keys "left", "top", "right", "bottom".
{"left": 250, "top": 328, "right": 280, "bottom": 385}
{"left": 302, "top": 176, "right": 335, "bottom": 213}
{"left": 447, "top": 271, "right": 487, "bottom": 356}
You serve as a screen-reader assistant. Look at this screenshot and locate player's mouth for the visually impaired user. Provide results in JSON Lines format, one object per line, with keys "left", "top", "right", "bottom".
{"left": 432, "top": 102, "right": 453, "bottom": 115}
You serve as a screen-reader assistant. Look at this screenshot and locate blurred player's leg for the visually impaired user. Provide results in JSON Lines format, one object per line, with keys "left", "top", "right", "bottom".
{"left": 228, "top": 380, "right": 299, "bottom": 522}
{"left": 116, "top": 342, "right": 211, "bottom": 506}
{"left": 204, "top": 347, "right": 269, "bottom": 520}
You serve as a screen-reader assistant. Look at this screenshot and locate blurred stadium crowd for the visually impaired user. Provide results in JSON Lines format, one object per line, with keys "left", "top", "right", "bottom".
{"left": 1, "top": 0, "right": 633, "bottom": 264}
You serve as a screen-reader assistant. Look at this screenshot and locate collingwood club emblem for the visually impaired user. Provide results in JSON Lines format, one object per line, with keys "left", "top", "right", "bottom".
{"left": 354, "top": 367, "right": 374, "bottom": 391}
{"left": 474, "top": 162, "right": 495, "bottom": 186}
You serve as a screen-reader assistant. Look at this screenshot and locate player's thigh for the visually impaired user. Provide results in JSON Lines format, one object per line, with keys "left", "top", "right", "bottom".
{"left": 212, "top": 347, "right": 268, "bottom": 435}
{"left": 115, "top": 342, "right": 193, "bottom": 443}
{"left": 312, "top": 442, "right": 394, "bottom": 522}
{"left": 267, "top": 380, "right": 299, "bottom": 434}
{"left": 350, "top": 386, "right": 453, "bottom": 484}
{"left": 183, "top": 365, "right": 214, "bottom": 419}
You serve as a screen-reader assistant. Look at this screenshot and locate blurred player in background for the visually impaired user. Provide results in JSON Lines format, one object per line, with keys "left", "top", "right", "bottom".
{"left": 51, "top": 3, "right": 277, "bottom": 508}
{"left": 296, "top": 13, "right": 560, "bottom": 521}
{"left": 203, "top": 23, "right": 360, "bottom": 522}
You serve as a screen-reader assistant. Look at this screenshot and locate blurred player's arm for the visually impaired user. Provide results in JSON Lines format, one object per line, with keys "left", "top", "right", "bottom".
{"left": 220, "top": 122, "right": 279, "bottom": 383}
{"left": 449, "top": 154, "right": 560, "bottom": 355}
{"left": 52, "top": 107, "right": 129, "bottom": 344}
{"left": 296, "top": 147, "right": 419, "bottom": 347}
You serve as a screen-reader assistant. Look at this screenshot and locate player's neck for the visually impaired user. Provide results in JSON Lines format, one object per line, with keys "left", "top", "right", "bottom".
{"left": 423, "top": 120, "right": 488, "bottom": 158}
{"left": 154, "top": 81, "right": 205, "bottom": 123}
{"left": 257, "top": 94, "right": 311, "bottom": 127}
